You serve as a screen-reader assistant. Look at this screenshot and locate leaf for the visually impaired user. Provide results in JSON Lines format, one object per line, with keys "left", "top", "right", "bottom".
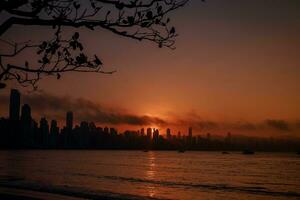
{"left": 146, "top": 11, "right": 153, "bottom": 19}
{"left": 115, "top": 2, "right": 124, "bottom": 10}
{"left": 94, "top": 55, "right": 102, "bottom": 65}
{"left": 42, "top": 57, "right": 49, "bottom": 64}
{"left": 127, "top": 16, "right": 135, "bottom": 24}
{"left": 79, "top": 44, "right": 84, "bottom": 51}
{"left": 157, "top": 6, "right": 162, "bottom": 14}
{"left": 73, "top": 2, "right": 80, "bottom": 9}
{"left": 170, "top": 27, "right": 176, "bottom": 35}
{"left": 73, "top": 32, "right": 80, "bottom": 40}
{"left": 76, "top": 53, "right": 87, "bottom": 64}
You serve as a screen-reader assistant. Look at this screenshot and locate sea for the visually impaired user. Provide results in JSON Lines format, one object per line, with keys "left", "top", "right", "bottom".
{"left": 0, "top": 150, "right": 299, "bottom": 200}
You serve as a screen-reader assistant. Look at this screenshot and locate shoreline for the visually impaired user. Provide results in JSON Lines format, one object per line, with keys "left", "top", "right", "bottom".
{"left": 0, "top": 187, "right": 85, "bottom": 200}
{"left": 0, "top": 183, "right": 164, "bottom": 200}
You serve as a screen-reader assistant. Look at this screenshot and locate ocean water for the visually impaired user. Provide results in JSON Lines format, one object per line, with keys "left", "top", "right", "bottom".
{"left": 0, "top": 150, "right": 299, "bottom": 200}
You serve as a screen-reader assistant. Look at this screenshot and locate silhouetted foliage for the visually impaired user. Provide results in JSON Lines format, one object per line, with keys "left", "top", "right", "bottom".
{"left": 0, "top": 0, "right": 188, "bottom": 89}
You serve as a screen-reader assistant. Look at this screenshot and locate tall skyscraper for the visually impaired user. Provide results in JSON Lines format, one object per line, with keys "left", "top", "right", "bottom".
{"left": 50, "top": 120, "right": 59, "bottom": 136}
{"left": 188, "top": 127, "right": 192, "bottom": 138}
{"left": 177, "top": 131, "right": 181, "bottom": 139}
{"left": 21, "top": 104, "right": 33, "bottom": 146}
{"left": 21, "top": 104, "right": 31, "bottom": 121}
{"left": 9, "top": 89, "right": 20, "bottom": 120}
{"left": 66, "top": 111, "right": 73, "bottom": 131}
{"left": 153, "top": 129, "right": 159, "bottom": 143}
{"left": 50, "top": 120, "right": 59, "bottom": 147}
{"left": 140, "top": 128, "right": 145, "bottom": 136}
{"left": 40, "top": 117, "right": 49, "bottom": 147}
{"left": 166, "top": 128, "right": 171, "bottom": 140}
{"left": 147, "top": 128, "right": 152, "bottom": 139}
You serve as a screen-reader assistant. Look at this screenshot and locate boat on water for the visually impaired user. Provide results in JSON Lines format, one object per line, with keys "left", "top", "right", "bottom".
{"left": 222, "top": 151, "right": 230, "bottom": 154}
{"left": 243, "top": 149, "right": 255, "bottom": 155}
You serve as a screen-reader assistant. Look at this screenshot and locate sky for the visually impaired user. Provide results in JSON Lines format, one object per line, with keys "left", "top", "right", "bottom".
{"left": 0, "top": 0, "right": 300, "bottom": 137}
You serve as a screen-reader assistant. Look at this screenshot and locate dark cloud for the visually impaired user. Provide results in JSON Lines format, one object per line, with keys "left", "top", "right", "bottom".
{"left": 0, "top": 93, "right": 299, "bottom": 133}
{"left": 0, "top": 92, "right": 167, "bottom": 126}
{"left": 265, "top": 119, "right": 291, "bottom": 132}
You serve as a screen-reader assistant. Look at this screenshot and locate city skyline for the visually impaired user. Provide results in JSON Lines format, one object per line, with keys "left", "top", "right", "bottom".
{"left": 0, "top": 88, "right": 300, "bottom": 137}
{"left": 1, "top": 89, "right": 300, "bottom": 151}
{"left": 1, "top": 1, "right": 300, "bottom": 200}
{"left": 1, "top": 0, "right": 299, "bottom": 138}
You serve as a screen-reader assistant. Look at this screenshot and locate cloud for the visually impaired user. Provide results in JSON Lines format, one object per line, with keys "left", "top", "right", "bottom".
{"left": 265, "top": 119, "right": 290, "bottom": 132}
{"left": 0, "top": 92, "right": 299, "bottom": 134}
{"left": 0, "top": 92, "right": 167, "bottom": 126}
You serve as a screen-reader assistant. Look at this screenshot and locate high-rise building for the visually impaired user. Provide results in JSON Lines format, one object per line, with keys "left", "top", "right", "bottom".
{"left": 9, "top": 89, "right": 20, "bottom": 120}
{"left": 50, "top": 120, "right": 59, "bottom": 136}
{"left": 140, "top": 128, "right": 145, "bottom": 136}
{"left": 40, "top": 117, "right": 49, "bottom": 146}
{"left": 153, "top": 129, "right": 159, "bottom": 143}
{"left": 146, "top": 128, "right": 152, "bottom": 139}
{"left": 104, "top": 126, "right": 109, "bottom": 134}
{"left": 166, "top": 128, "right": 171, "bottom": 140}
{"left": 177, "top": 131, "right": 181, "bottom": 139}
{"left": 66, "top": 111, "right": 73, "bottom": 131}
{"left": 110, "top": 128, "right": 117, "bottom": 135}
{"left": 188, "top": 127, "right": 192, "bottom": 138}
{"left": 21, "top": 104, "right": 31, "bottom": 121}
{"left": 50, "top": 120, "right": 59, "bottom": 147}
{"left": 21, "top": 104, "right": 33, "bottom": 146}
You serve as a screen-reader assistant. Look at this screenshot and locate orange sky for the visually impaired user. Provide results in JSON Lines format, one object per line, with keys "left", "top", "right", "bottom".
{"left": 0, "top": 0, "right": 300, "bottom": 137}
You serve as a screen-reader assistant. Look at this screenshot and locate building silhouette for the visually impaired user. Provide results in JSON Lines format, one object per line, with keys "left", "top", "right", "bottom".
{"left": 1, "top": 89, "right": 300, "bottom": 152}
{"left": 9, "top": 89, "right": 20, "bottom": 121}
{"left": 66, "top": 111, "right": 73, "bottom": 131}
{"left": 40, "top": 117, "right": 49, "bottom": 147}
{"left": 21, "top": 104, "right": 33, "bottom": 147}
{"left": 146, "top": 128, "right": 152, "bottom": 139}
{"left": 166, "top": 128, "right": 171, "bottom": 140}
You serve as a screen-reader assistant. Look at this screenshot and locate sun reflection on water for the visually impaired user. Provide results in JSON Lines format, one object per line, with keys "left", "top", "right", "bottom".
{"left": 146, "top": 151, "right": 156, "bottom": 197}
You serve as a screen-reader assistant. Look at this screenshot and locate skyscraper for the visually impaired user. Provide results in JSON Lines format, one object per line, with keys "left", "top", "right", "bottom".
{"left": 50, "top": 120, "right": 59, "bottom": 136}
{"left": 166, "top": 128, "right": 171, "bottom": 140}
{"left": 177, "top": 131, "right": 181, "bottom": 139}
{"left": 153, "top": 129, "right": 159, "bottom": 143}
{"left": 21, "top": 104, "right": 31, "bottom": 121}
{"left": 147, "top": 127, "right": 152, "bottom": 139}
{"left": 21, "top": 104, "right": 33, "bottom": 146}
{"left": 140, "top": 128, "right": 145, "bottom": 136}
{"left": 66, "top": 111, "right": 73, "bottom": 131}
{"left": 40, "top": 117, "right": 49, "bottom": 147}
{"left": 188, "top": 127, "right": 192, "bottom": 138}
{"left": 50, "top": 120, "right": 59, "bottom": 147}
{"left": 9, "top": 89, "right": 20, "bottom": 121}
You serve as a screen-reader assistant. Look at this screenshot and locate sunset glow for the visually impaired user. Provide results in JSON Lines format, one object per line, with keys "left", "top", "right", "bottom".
{"left": 0, "top": 0, "right": 299, "bottom": 137}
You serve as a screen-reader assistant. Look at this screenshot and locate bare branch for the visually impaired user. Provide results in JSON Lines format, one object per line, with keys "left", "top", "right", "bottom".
{"left": 0, "top": 0, "right": 190, "bottom": 89}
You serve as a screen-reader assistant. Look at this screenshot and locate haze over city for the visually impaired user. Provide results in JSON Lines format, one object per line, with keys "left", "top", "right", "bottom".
{"left": 1, "top": 0, "right": 300, "bottom": 136}
{"left": 1, "top": 1, "right": 300, "bottom": 200}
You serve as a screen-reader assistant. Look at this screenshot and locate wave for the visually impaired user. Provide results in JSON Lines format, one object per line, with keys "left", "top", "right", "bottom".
{"left": 0, "top": 177, "right": 166, "bottom": 200}
{"left": 1, "top": 174, "right": 300, "bottom": 199}
{"left": 72, "top": 173, "right": 300, "bottom": 198}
